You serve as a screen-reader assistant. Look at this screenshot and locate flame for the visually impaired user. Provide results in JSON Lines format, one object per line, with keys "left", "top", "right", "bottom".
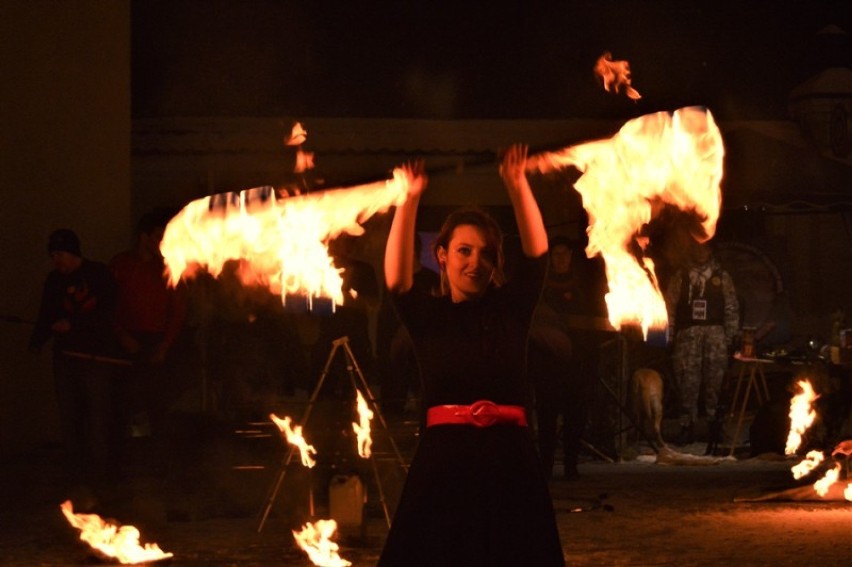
{"left": 161, "top": 169, "right": 409, "bottom": 306}
{"left": 292, "top": 519, "right": 352, "bottom": 567}
{"left": 813, "top": 463, "right": 841, "bottom": 497}
{"left": 783, "top": 380, "right": 852, "bottom": 498}
{"left": 270, "top": 413, "right": 317, "bottom": 467}
{"left": 529, "top": 107, "right": 724, "bottom": 336}
{"left": 60, "top": 500, "right": 173, "bottom": 564}
{"left": 791, "top": 450, "right": 825, "bottom": 480}
{"left": 352, "top": 389, "right": 373, "bottom": 459}
{"left": 286, "top": 121, "right": 307, "bottom": 146}
{"left": 296, "top": 150, "right": 315, "bottom": 173}
{"left": 594, "top": 51, "right": 642, "bottom": 100}
{"left": 785, "top": 379, "right": 819, "bottom": 455}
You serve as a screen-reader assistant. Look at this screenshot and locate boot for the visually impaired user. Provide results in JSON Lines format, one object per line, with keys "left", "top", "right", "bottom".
{"left": 541, "top": 453, "right": 555, "bottom": 481}
{"left": 676, "top": 423, "right": 694, "bottom": 447}
{"left": 705, "top": 416, "right": 724, "bottom": 455}
{"left": 563, "top": 454, "right": 580, "bottom": 481}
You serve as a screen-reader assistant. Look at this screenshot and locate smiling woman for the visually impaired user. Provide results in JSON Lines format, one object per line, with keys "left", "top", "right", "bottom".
{"left": 379, "top": 147, "right": 564, "bottom": 565}
{"left": 433, "top": 209, "right": 505, "bottom": 301}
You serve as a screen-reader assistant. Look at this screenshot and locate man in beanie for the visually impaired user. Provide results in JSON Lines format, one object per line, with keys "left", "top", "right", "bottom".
{"left": 29, "top": 228, "right": 122, "bottom": 508}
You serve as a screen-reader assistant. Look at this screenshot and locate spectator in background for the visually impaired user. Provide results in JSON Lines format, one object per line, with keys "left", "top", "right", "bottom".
{"left": 665, "top": 241, "right": 739, "bottom": 447}
{"left": 110, "top": 209, "right": 187, "bottom": 461}
{"left": 29, "top": 229, "right": 121, "bottom": 507}
{"left": 529, "top": 236, "right": 607, "bottom": 479}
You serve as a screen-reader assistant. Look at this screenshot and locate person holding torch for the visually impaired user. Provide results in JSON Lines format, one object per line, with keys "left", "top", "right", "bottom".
{"left": 379, "top": 145, "right": 565, "bottom": 566}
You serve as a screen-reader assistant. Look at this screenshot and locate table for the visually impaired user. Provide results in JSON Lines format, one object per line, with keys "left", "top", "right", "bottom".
{"left": 725, "top": 353, "right": 772, "bottom": 457}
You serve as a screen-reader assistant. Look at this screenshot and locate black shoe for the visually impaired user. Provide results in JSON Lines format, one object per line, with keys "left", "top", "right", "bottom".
{"left": 705, "top": 418, "right": 723, "bottom": 455}
{"left": 562, "top": 455, "right": 580, "bottom": 480}
{"left": 676, "top": 424, "right": 694, "bottom": 446}
{"left": 563, "top": 464, "right": 580, "bottom": 481}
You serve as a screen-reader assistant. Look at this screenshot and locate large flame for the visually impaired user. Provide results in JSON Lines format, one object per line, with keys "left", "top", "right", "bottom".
{"left": 270, "top": 412, "right": 317, "bottom": 468}
{"left": 161, "top": 169, "right": 409, "bottom": 306}
{"left": 785, "top": 379, "right": 819, "bottom": 455}
{"left": 292, "top": 519, "right": 352, "bottom": 567}
{"left": 529, "top": 107, "right": 724, "bottom": 336}
{"left": 60, "top": 500, "right": 173, "bottom": 564}
{"left": 594, "top": 51, "right": 642, "bottom": 100}
{"left": 352, "top": 389, "right": 373, "bottom": 459}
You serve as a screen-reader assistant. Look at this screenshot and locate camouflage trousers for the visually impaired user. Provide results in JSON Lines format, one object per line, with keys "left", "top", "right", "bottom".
{"left": 671, "top": 325, "right": 729, "bottom": 426}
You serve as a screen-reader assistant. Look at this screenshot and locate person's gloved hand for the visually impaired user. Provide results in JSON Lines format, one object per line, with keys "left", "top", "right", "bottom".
{"left": 831, "top": 439, "right": 852, "bottom": 457}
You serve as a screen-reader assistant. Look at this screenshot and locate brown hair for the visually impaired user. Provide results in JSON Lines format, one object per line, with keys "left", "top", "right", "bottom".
{"left": 432, "top": 207, "right": 506, "bottom": 296}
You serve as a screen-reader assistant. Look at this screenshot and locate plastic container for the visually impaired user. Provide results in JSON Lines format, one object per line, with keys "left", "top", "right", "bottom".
{"left": 329, "top": 474, "right": 365, "bottom": 528}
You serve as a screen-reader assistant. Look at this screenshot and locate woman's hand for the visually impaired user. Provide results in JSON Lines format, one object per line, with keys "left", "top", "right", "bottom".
{"left": 500, "top": 144, "right": 529, "bottom": 193}
{"left": 51, "top": 319, "right": 71, "bottom": 333}
{"left": 499, "top": 143, "right": 548, "bottom": 258}
{"left": 400, "top": 160, "right": 427, "bottom": 201}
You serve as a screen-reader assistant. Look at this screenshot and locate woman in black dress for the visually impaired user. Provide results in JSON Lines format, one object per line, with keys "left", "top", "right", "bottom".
{"left": 379, "top": 145, "right": 565, "bottom": 566}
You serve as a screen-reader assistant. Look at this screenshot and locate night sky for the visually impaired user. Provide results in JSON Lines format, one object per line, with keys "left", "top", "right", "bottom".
{"left": 132, "top": 0, "right": 851, "bottom": 121}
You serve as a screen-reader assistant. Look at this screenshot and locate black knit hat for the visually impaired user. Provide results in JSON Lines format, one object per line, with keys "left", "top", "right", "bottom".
{"left": 47, "top": 229, "right": 81, "bottom": 257}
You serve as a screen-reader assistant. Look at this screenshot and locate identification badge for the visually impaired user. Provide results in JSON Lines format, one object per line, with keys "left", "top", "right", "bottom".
{"left": 692, "top": 299, "right": 707, "bottom": 320}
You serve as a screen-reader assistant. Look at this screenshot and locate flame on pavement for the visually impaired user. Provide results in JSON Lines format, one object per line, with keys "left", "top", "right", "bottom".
{"left": 161, "top": 169, "right": 410, "bottom": 308}
{"left": 790, "top": 450, "right": 824, "bottom": 480}
{"left": 594, "top": 51, "right": 642, "bottom": 100}
{"left": 785, "top": 379, "right": 819, "bottom": 455}
{"left": 813, "top": 464, "right": 841, "bottom": 497}
{"left": 60, "top": 500, "right": 173, "bottom": 564}
{"left": 528, "top": 107, "right": 724, "bottom": 337}
{"left": 270, "top": 412, "right": 318, "bottom": 467}
{"left": 292, "top": 519, "right": 352, "bottom": 567}
{"left": 286, "top": 121, "right": 314, "bottom": 173}
{"left": 783, "top": 380, "right": 851, "bottom": 499}
{"left": 286, "top": 121, "right": 308, "bottom": 146}
{"left": 352, "top": 389, "right": 374, "bottom": 459}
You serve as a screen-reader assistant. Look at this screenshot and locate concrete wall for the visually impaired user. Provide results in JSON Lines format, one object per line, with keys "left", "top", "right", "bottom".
{"left": 0, "top": 1, "right": 131, "bottom": 453}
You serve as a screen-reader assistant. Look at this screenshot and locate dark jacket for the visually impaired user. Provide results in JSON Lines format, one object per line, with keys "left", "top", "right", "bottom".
{"left": 29, "top": 259, "right": 119, "bottom": 358}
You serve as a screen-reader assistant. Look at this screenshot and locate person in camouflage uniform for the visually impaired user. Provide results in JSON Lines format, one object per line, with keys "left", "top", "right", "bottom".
{"left": 665, "top": 242, "right": 739, "bottom": 446}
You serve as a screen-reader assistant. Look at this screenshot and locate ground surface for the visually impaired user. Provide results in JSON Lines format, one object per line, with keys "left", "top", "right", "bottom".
{"left": 1, "top": 421, "right": 850, "bottom": 567}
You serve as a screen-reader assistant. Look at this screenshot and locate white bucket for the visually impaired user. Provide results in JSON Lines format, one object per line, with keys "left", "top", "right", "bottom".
{"left": 329, "top": 474, "right": 365, "bottom": 528}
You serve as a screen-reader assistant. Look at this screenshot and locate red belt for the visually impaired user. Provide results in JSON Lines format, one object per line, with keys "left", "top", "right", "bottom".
{"left": 426, "top": 400, "right": 528, "bottom": 428}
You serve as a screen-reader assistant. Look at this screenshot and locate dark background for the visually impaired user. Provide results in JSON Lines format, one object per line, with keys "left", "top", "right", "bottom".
{"left": 132, "top": 0, "right": 852, "bottom": 121}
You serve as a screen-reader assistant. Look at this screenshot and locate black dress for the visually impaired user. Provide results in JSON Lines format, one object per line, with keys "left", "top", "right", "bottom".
{"left": 378, "top": 255, "right": 565, "bottom": 567}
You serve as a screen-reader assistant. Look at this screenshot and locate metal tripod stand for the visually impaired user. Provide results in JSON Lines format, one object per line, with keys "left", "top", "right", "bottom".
{"left": 598, "top": 332, "right": 662, "bottom": 458}
{"left": 257, "top": 335, "right": 408, "bottom": 532}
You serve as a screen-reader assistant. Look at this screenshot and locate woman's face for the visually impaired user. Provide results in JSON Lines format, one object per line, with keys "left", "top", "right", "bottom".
{"left": 437, "top": 224, "right": 496, "bottom": 302}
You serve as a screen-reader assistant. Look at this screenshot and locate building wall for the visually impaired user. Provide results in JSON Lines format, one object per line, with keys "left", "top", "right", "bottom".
{"left": 0, "top": 1, "right": 131, "bottom": 453}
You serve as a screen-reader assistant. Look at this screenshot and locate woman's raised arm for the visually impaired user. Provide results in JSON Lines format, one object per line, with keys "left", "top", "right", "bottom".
{"left": 384, "top": 161, "right": 428, "bottom": 293}
{"left": 500, "top": 144, "right": 548, "bottom": 258}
